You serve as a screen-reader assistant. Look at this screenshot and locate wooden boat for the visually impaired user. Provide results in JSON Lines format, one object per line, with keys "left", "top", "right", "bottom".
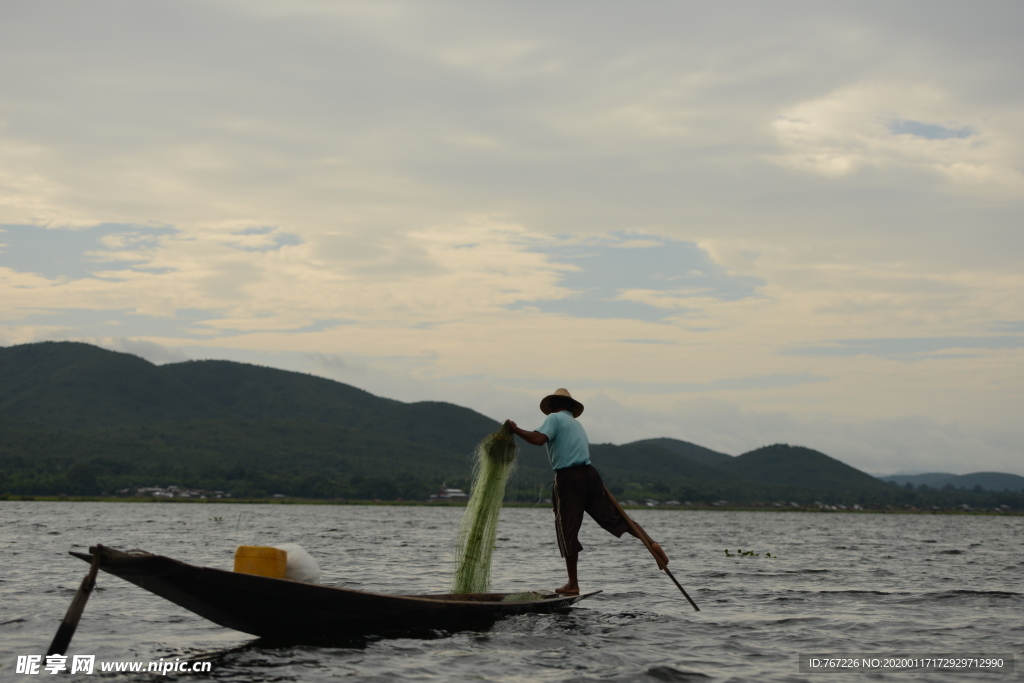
{"left": 71, "top": 546, "right": 599, "bottom": 640}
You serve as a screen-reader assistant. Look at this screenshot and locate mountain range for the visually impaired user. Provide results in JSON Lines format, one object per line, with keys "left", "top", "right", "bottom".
{"left": 1, "top": 342, "right": 1020, "bottom": 509}
{"left": 879, "top": 472, "right": 1024, "bottom": 493}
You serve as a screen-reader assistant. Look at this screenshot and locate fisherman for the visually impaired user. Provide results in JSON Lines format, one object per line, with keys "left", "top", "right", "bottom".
{"left": 508, "top": 388, "right": 669, "bottom": 595}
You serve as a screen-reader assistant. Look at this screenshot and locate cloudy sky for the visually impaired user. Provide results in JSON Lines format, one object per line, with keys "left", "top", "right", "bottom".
{"left": 2, "top": 1, "right": 1022, "bottom": 475}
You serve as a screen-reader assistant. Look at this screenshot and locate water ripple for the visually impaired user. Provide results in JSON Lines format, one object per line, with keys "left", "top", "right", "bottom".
{"left": 1, "top": 502, "right": 1020, "bottom": 682}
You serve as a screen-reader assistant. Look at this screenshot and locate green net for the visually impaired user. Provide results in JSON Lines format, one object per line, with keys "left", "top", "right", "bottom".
{"left": 451, "top": 420, "right": 518, "bottom": 594}
{"left": 501, "top": 591, "right": 545, "bottom": 603}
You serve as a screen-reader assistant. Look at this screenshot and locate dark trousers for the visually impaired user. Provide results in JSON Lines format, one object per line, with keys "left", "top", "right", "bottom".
{"left": 552, "top": 464, "right": 631, "bottom": 557}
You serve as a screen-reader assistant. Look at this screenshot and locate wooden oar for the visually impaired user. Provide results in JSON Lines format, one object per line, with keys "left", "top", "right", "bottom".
{"left": 603, "top": 485, "right": 700, "bottom": 611}
{"left": 47, "top": 545, "right": 103, "bottom": 656}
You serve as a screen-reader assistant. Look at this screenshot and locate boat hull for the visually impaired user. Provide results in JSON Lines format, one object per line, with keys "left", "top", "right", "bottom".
{"left": 72, "top": 546, "right": 598, "bottom": 640}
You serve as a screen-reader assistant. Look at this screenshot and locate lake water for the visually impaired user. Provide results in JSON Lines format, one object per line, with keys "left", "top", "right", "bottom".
{"left": 1, "top": 502, "right": 1020, "bottom": 681}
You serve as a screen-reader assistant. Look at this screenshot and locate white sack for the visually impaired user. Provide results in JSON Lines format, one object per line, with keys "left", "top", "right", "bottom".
{"left": 273, "top": 543, "right": 321, "bottom": 584}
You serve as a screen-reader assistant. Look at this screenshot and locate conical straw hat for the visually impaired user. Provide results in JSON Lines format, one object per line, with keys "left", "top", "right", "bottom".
{"left": 539, "top": 388, "right": 584, "bottom": 417}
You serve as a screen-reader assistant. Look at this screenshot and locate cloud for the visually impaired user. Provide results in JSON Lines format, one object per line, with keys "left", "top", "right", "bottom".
{"left": 0, "top": 218, "right": 577, "bottom": 332}
{"left": 771, "top": 82, "right": 1024, "bottom": 190}
{"left": 507, "top": 234, "right": 763, "bottom": 321}
{"left": 990, "top": 321, "right": 1024, "bottom": 334}
{"left": 0, "top": 224, "right": 174, "bottom": 280}
{"left": 470, "top": 373, "right": 828, "bottom": 395}
{"left": 0, "top": 1, "right": 1022, "bottom": 478}
{"left": 92, "top": 338, "right": 191, "bottom": 365}
{"left": 887, "top": 119, "right": 974, "bottom": 140}
{"left": 0, "top": 307, "right": 219, "bottom": 340}
{"left": 787, "top": 336, "right": 1024, "bottom": 359}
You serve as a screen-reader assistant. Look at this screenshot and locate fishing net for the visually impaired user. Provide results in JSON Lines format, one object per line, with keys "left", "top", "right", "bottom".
{"left": 501, "top": 591, "right": 545, "bottom": 603}
{"left": 451, "top": 420, "right": 518, "bottom": 594}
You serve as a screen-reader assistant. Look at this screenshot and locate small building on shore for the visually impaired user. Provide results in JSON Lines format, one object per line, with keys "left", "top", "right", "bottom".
{"left": 429, "top": 482, "right": 469, "bottom": 502}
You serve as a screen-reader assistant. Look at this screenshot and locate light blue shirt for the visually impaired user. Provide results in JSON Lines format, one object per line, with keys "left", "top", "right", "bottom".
{"left": 535, "top": 410, "right": 591, "bottom": 470}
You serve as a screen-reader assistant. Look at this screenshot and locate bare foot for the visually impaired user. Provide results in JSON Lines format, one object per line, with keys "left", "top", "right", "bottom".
{"left": 651, "top": 542, "right": 669, "bottom": 568}
{"left": 554, "top": 583, "right": 580, "bottom": 595}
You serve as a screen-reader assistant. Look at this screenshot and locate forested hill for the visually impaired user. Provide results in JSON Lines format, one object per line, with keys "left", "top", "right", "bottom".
{"left": 879, "top": 472, "right": 1024, "bottom": 493}
{"left": 1, "top": 342, "right": 1020, "bottom": 509}
{"left": 0, "top": 341, "right": 497, "bottom": 457}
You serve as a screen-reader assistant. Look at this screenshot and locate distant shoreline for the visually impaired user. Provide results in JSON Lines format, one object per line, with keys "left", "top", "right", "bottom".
{"left": 1, "top": 495, "right": 1018, "bottom": 514}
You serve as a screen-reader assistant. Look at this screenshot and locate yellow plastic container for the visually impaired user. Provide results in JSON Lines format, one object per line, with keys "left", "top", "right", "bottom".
{"left": 233, "top": 545, "right": 287, "bottom": 578}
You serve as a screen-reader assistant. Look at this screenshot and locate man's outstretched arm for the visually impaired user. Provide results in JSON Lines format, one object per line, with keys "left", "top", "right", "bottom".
{"left": 507, "top": 421, "right": 548, "bottom": 447}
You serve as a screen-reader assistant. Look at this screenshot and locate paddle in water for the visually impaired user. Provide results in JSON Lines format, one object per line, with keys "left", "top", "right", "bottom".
{"left": 602, "top": 485, "right": 700, "bottom": 611}
{"left": 48, "top": 545, "right": 103, "bottom": 656}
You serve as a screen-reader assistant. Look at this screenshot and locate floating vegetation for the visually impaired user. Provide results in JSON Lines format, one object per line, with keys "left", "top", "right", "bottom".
{"left": 452, "top": 420, "right": 518, "bottom": 594}
{"left": 501, "top": 591, "right": 545, "bottom": 603}
{"left": 208, "top": 517, "right": 223, "bottom": 522}
{"left": 725, "top": 548, "right": 775, "bottom": 558}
